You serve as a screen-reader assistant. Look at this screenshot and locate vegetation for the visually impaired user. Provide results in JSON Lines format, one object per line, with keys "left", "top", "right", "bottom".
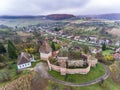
{"left": 0, "top": 71, "right": 33, "bottom": 90}
{"left": 50, "top": 41, "right": 61, "bottom": 51}
{"left": 102, "top": 50, "right": 114, "bottom": 56}
{"left": 24, "top": 47, "right": 35, "bottom": 54}
{"left": 104, "top": 55, "right": 114, "bottom": 61}
{"left": 68, "top": 50, "right": 82, "bottom": 60}
{"left": 95, "top": 52, "right": 113, "bottom": 65}
{"left": 0, "top": 63, "right": 29, "bottom": 85}
{"left": 110, "top": 61, "right": 120, "bottom": 84}
{"left": 51, "top": 42, "right": 56, "bottom": 51}
{"left": 0, "top": 55, "right": 7, "bottom": 68}
{"left": 102, "top": 43, "right": 106, "bottom": 51}
{"left": 58, "top": 48, "right": 68, "bottom": 57}
{"left": 82, "top": 45, "right": 90, "bottom": 54}
{"left": 0, "top": 43, "right": 6, "bottom": 54}
{"left": 54, "top": 27, "right": 61, "bottom": 31}
{"left": 8, "top": 40, "right": 18, "bottom": 59}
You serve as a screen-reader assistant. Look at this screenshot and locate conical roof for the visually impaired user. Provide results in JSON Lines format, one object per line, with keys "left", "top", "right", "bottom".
{"left": 39, "top": 40, "right": 52, "bottom": 53}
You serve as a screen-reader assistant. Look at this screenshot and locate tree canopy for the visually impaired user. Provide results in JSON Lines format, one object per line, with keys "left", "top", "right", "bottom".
{"left": 8, "top": 40, "right": 18, "bottom": 59}
{"left": 51, "top": 42, "right": 56, "bottom": 51}
{"left": 102, "top": 43, "right": 106, "bottom": 51}
{"left": 0, "top": 43, "right": 6, "bottom": 54}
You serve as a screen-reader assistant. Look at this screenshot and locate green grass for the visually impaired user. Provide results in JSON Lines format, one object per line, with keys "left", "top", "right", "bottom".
{"left": 59, "top": 37, "right": 71, "bottom": 44}
{"left": 31, "top": 60, "right": 41, "bottom": 67}
{"left": 0, "top": 29, "right": 9, "bottom": 32}
{"left": 49, "top": 63, "right": 105, "bottom": 83}
{"left": 46, "top": 77, "right": 120, "bottom": 90}
{"left": 102, "top": 50, "right": 114, "bottom": 56}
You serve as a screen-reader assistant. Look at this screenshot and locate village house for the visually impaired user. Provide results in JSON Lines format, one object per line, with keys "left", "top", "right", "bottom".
{"left": 89, "top": 36, "right": 97, "bottom": 44}
{"left": 98, "top": 39, "right": 105, "bottom": 45}
{"left": 115, "top": 41, "right": 120, "bottom": 46}
{"left": 90, "top": 47, "right": 102, "bottom": 54}
{"left": 90, "top": 48, "right": 97, "bottom": 54}
{"left": 115, "top": 48, "right": 120, "bottom": 53}
{"left": 113, "top": 53, "right": 120, "bottom": 60}
{"left": 105, "top": 39, "right": 112, "bottom": 45}
{"left": 17, "top": 52, "right": 35, "bottom": 69}
{"left": 66, "top": 35, "right": 74, "bottom": 39}
{"left": 39, "top": 38, "right": 52, "bottom": 60}
{"left": 98, "top": 39, "right": 112, "bottom": 45}
{"left": 74, "top": 36, "right": 80, "bottom": 40}
{"left": 79, "top": 36, "right": 88, "bottom": 42}
{"left": 58, "top": 30, "right": 63, "bottom": 35}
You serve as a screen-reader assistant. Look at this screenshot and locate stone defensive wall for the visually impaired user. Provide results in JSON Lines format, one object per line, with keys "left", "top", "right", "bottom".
{"left": 50, "top": 63, "right": 91, "bottom": 75}
{"left": 48, "top": 55, "right": 98, "bottom": 75}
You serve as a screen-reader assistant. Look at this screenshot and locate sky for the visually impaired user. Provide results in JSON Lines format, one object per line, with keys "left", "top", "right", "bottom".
{"left": 0, "top": 0, "right": 120, "bottom": 15}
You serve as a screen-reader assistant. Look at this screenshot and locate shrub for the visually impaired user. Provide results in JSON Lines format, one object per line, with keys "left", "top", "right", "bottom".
{"left": 0, "top": 63, "right": 6, "bottom": 68}
{"left": 0, "top": 70, "right": 11, "bottom": 82}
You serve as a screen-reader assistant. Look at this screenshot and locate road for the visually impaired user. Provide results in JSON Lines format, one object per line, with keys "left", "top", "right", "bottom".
{"left": 34, "top": 62, "right": 110, "bottom": 87}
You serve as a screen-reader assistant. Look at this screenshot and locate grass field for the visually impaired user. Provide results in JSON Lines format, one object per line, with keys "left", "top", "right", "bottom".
{"left": 102, "top": 50, "right": 114, "bottom": 56}
{"left": 0, "top": 19, "right": 55, "bottom": 27}
{"left": 46, "top": 77, "right": 120, "bottom": 90}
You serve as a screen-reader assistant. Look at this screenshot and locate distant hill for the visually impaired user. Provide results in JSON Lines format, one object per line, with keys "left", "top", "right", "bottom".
{"left": 78, "top": 13, "right": 120, "bottom": 20}
{"left": 0, "top": 14, "right": 75, "bottom": 20}
{"left": 0, "top": 13, "right": 120, "bottom": 20}
{"left": 0, "top": 15, "right": 45, "bottom": 19}
{"left": 46, "top": 14, "right": 75, "bottom": 20}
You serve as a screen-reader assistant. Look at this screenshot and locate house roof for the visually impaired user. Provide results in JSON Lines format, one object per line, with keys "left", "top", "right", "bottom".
{"left": 17, "top": 52, "right": 31, "bottom": 65}
{"left": 113, "top": 53, "right": 120, "bottom": 59}
{"left": 74, "top": 36, "right": 80, "bottom": 39}
{"left": 39, "top": 40, "right": 52, "bottom": 53}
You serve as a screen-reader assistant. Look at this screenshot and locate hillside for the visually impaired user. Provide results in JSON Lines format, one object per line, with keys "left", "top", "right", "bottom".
{"left": 0, "top": 14, "right": 75, "bottom": 20}
{"left": 0, "top": 72, "right": 48, "bottom": 90}
{"left": 78, "top": 13, "right": 120, "bottom": 20}
{"left": 0, "top": 15, "right": 45, "bottom": 19}
{"left": 46, "top": 14, "right": 75, "bottom": 20}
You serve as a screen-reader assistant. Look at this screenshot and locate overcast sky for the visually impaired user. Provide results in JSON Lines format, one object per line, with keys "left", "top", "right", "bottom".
{"left": 0, "top": 0, "right": 120, "bottom": 15}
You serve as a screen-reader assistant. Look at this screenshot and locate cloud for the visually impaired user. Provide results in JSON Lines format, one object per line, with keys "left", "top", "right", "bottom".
{"left": 0, "top": 0, "right": 90, "bottom": 15}
{"left": 0, "top": 0, "right": 120, "bottom": 15}
{"left": 80, "top": 0, "right": 120, "bottom": 15}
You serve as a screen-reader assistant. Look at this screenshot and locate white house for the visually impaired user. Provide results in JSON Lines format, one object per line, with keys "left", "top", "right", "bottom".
{"left": 17, "top": 52, "right": 35, "bottom": 69}
{"left": 116, "top": 48, "right": 120, "bottom": 53}
{"left": 113, "top": 53, "right": 120, "bottom": 60}
{"left": 39, "top": 39, "right": 52, "bottom": 60}
{"left": 115, "top": 41, "right": 120, "bottom": 46}
{"left": 74, "top": 36, "right": 80, "bottom": 40}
